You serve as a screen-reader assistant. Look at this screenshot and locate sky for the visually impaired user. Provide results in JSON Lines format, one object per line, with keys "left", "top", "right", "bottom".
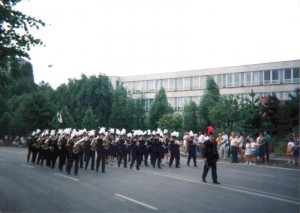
{"left": 16, "top": 0, "right": 300, "bottom": 89}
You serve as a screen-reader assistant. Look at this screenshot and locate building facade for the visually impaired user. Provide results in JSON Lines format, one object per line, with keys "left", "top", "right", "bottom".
{"left": 109, "top": 60, "right": 300, "bottom": 111}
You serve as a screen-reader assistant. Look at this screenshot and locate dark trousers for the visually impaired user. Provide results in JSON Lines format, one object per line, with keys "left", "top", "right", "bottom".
{"left": 231, "top": 146, "right": 238, "bottom": 162}
{"left": 27, "top": 148, "right": 32, "bottom": 162}
{"left": 202, "top": 160, "right": 217, "bottom": 182}
{"left": 152, "top": 152, "right": 161, "bottom": 168}
{"left": 96, "top": 152, "right": 105, "bottom": 173}
{"left": 130, "top": 155, "right": 140, "bottom": 170}
{"left": 169, "top": 152, "right": 180, "bottom": 167}
{"left": 37, "top": 150, "right": 43, "bottom": 165}
{"left": 118, "top": 152, "right": 127, "bottom": 167}
{"left": 85, "top": 151, "right": 95, "bottom": 170}
{"left": 266, "top": 144, "right": 269, "bottom": 161}
{"left": 58, "top": 155, "right": 66, "bottom": 171}
{"left": 50, "top": 152, "right": 58, "bottom": 169}
{"left": 66, "top": 157, "right": 79, "bottom": 175}
{"left": 31, "top": 150, "right": 38, "bottom": 163}
{"left": 79, "top": 152, "right": 84, "bottom": 168}
{"left": 187, "top": 153, "right": 197, "bottom": 166}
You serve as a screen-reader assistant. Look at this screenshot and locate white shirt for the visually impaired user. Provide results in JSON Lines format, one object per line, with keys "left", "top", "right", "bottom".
{"left": 221, "top": 134, "right": 228, "bottom": 145}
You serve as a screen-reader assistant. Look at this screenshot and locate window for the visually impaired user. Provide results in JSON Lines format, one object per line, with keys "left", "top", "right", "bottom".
{"left": 244, "top": 71, "right": 259, "bottom": 86}
{"left": 176, "top": 78, "right": 183, "bottom": 90}
{"left": 215, "top": 75, "right": 223, "bottom": 88}
{"left": 162, "top": 79, "right": 175, "bottom": 91}
{"left": 293, "top": 67, "right": 299, "bottom": 83}
{"left": 168, "top": 98, "right": 176, "bottom": 110}
{"left": 192, "top": 77, "right": 200, "bottom": 89}
{"left": 123, "top": 82, "right": 133, "bottom": 93}
{"left": 155, "top": 80, "right": 161, "bottom": 91}
{"left": 263, "top": 70, "right": 279, "bottom": 85}
{"left": 284, "top": 69, "right": 291, "bottom": 83}
{"left": 200, "top": 76, "right": 206, "bottom": 89}
{"left": 148, "top": 80, "right": 155, "bottom": 92}
{"left": 140, "top": 81, "right": 147, "bottom": 92}
{"left": 177, "top": 77, "right": 191, "bottom": 90}
{"left": 176, "top": 97, "right": 190, "bottom": 110}
{"left": 226, "top": 73, "right": 241, "bottom": 87}
{"left": 134, "top": 81, "right": 141, "bottom": 93}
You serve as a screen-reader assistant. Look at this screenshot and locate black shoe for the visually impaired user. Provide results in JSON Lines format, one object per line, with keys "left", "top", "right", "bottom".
{"left": 96, "top": 169, "right": 99, "bottom": 172}
{"left": 136, "top": 168, "right": 140, "bottom": 170}
{"left": 187, "top": 164, "right": 190, "bottom": 166}
{"left": 202, "top": 178, "right": 207, "bottom": 182}
{"left": 194, "top": 165, "right": 198, "bottom": 167}
{"left": 213, "top": 181, "right": 220, "bottom": 184}
{"left": 176, "top": 166, "right": 180, "bottom": 168}
{"left": 102, "top": 170, "right": 105, "bottom": 173}
{"left": 169, "top": 165, "right": 172, "bottom": 167}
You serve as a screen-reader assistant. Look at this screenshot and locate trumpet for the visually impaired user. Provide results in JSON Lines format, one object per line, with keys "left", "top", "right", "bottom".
{"left": 175, "top": 140, "right": 181, "bottom": 145}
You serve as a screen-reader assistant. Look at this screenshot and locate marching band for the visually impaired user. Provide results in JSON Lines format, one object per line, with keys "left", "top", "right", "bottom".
{"left": 26, "top": 128, "right": 184, "bottom": 176}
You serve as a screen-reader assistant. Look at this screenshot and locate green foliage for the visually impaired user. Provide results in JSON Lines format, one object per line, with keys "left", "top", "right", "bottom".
{"left": 110, "top": 86, "right": 133, "bottom": 129}
{"left": 0, "top": 0, "right": 45, "bottom": 63}
{"left": 82, "top": 107, "right": 98, "bottom": 130}
{"left": 183, "top": 101, "right": 198, "bottom": 133}
{"left": 198, "top": 76, "right": 220, "bottom": 130}
{"left": 157, "top": 113, "right": 183, "bottom": 133}
{"left": 132, "top": 94, "right": 147, "bottom": 130}
{"left": 148, "top": 88, "right": 173, "bottom": 129}
{"left": 209, "top": 95, "right": 240, "bottom": 133}
{"left": 285, "top": 88, "right": 300, "bottom": 133}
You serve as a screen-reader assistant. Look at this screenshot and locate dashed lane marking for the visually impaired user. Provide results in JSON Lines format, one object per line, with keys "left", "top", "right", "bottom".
{"left": 54, "top": 173, "right": 80, "bottom": 181}
{"left": 115, "top": 194, "right": 158, "bottom": 211}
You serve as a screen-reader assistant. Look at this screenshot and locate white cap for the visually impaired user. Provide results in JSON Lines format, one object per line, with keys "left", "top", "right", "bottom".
{"left": 63, "top": 128, "right": 71, "bottom": 135}
{"left": 120, "top": 128, "right": 126, "bottom": 136}
{"left": 127, "top": 133, "right": 132, "bottom": 138}
{"left": 36, "top": 129, "right": 41, "bottom": 134}
{"left": 99, "top": 127, "right": 106, "bottom": 135}
{"left": 31, "top": 131, "right": 36, "bottom": 136}
{"left": 50, "top": 130, "right": 56, "bottom": 136}
{"left": 109, "top": 128, "right": 115, "bottom": 134}
{"left": 171, "top": 131, "right": 179, "bottom": 138}
{"left": 116, "top": 129, "right": 121, "bottom": 135}
{"left": 189, "top": 131, "right": 194, "bottom": 137}
{"left": 88, "top": 130, "right": 95, "bottom": 137}
{"left": 57, "top": 129, "right": 63, "bottom": 135}
{"left": 163, "top": 129, "right": 168, "bottom": 134}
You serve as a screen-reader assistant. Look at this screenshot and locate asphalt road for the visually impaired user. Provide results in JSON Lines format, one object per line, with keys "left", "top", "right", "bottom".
{"left": 0, "top": 147, "right": 299, "bottom": 213}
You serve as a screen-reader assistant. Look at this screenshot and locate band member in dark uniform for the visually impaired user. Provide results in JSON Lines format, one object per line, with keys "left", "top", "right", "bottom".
{"left": 162, "top": 130, "right": 170, "bottom": 165}
{"left": 79, "top": 131, "right": 87, "bottom": 168}
{"left": 36, "top": 135, "right": 45, "bottom": 165}
{"left": 66, "top": 133, "right": 80, "bottom": 175}
{"left": 169, "top": 131, "right": 180, "bottom": 168}
{"left": 31, "top": 131, "right": 40, "bottom": 163}
{"left": 126, "top": 133, "right": 132, "bottom": 162}
{"left": 96, "top": 128, "right": 107, "bottom": 173}
{"left": 202, "top": 133, "right": 220, "bottom": 184}
{"left": 27, "top": 132, "right": 35, "bottom": 163}
{"left": 85, "top": 131, "right": 96, "bottom": 170}
{"left": 118, "top": 129, "right": 127, "bottom": 168}
{"left": 50, "top": 133, "right": 59, "bottom": 169}
{"left": 145, "top": 130, "right": 153, "bottom": 166}
{"left": 139, "top": 132, "right": 148, "bottom": 166}
{"left": 130, "top": 131, "right": 141, "bottom": 170}
{"left": 58, "top": 129, "right": 70, "bottom": 172}
{"left": 187, "top": 132, "right": 197, "bottom": 167}
{"left": 151, "top": 131, "right": 162, "bottom": 169}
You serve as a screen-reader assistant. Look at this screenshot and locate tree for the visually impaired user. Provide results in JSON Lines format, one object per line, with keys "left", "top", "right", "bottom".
{"left": 198, "top": 76, "right": 220, "bottom": 130}
{"left": 0, "top": 0, "right": 45, "bottom": 68}
{"left": 260, "top": 94, "right": 282, "bottom": 135}
{"left": 285, "top": 88, "right": 300, "bottom": 133}
{"left": 0, "top": 112, "right": 12, "bottom": 137}
{"left": 132, "top": 94, "right": 147, "bottom": 130}
{"left": 110, "top": 86, "right": 132, "bottom": 129}
{"left": 183, "top": 101, "right": 198, "bottom": 132}
{"left": 82, "top": 107, "right": 98, "bottom": 130}
{"left": 239, "top": 90, "right": 262, "bottom": 136}
{"left": 148, "top": 88, "right": 173, "bottom": 129}
{"left": 157, "top": 113, "right": 183, "bottom": 133}
{"left": 209, "top": 95, "right": 240, "bottom": 133}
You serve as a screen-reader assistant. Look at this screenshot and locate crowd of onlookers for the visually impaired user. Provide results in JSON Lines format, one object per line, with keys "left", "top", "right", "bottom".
{"left": 182, "top": 131, "right": 299, "bottom": 166}
{"left": 0, "top": 135, "right": 26, "bottom": 147}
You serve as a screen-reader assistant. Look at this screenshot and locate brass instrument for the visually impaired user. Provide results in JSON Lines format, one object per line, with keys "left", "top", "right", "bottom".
{"left": 72, "top": 137, "right": 86, "bottom": 154}
{"left": 102, "top": 135, "right": 110, "bottom": 150}
{"left": 57, "top": 136, "right": 63, "bottom": 150}
{"left": 175, "top": 140, "right": 181, "bottom": 146}
{"left": 90, "top": 138, "right": 97, "bottom": 151}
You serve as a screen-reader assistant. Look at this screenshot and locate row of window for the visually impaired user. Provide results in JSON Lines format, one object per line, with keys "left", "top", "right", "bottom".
{"left": 143, "top": 91, "right": 294, "bottom": 111}
{"left": 122, "top": 68, "right": 299, "bottom": 93}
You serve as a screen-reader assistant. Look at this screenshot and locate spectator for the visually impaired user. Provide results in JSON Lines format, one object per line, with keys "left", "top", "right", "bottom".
{"left": 286, "top": 138, "right": 295, "bottom": 164}
{"left": 293, "top": 134, "right": 299, "bottom": 166}
{"left": 250, "top": 137, "right": 258, "bottom": 165}
{"left": 230, "top": 132, "right": 238, "bottom": 163}
{"left": 219, "top": 132, "right": 228, "bottom": 159}
{"left": 237, "top": 132, "right": 244, "bottom": 162}
{"left": 244, "top": 137, "right": 251, "bottom": 165}
{"left": 216, "top": 133, "right": 222, "bottom": 152}
{"left": 257, "top": 133, "right": 266, "bottom": 163}
{"left": 264, "top": 130, "right": 271, "bottom": 162}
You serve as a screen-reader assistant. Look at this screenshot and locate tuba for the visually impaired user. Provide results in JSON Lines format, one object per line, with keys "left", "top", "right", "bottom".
{"left": 72, "top": 137, "right": 85, "bottom": 154}
{"left": 102, "top": 135, "right": 110, "bottom": 150}
{"left": 90, "top": 138, "right": 97, "bottom": 151}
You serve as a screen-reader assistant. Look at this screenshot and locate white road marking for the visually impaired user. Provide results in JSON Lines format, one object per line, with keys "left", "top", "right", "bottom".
{"left": 21, "top": 164, "right": 35, "bottom": 168}
{"left": 115, "top": 194, "right": 158, "bottom": 211}
{"left": 230, "top": 169, "right": 275, "bottom": 177}
{"left": 54, "top": 173, "right": 80, "bottom": 182}
{"left": 139, "top": 170, "right": 299, "bottom": 205}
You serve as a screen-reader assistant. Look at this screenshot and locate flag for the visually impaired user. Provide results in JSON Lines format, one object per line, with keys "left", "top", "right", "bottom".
{"left": 57, "top": 112, "right": 63, "bottom": 123}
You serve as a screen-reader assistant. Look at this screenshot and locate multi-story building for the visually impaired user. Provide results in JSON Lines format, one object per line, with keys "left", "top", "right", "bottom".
{"left": 109, "top": 60, "right": 300, "bottom": 111}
